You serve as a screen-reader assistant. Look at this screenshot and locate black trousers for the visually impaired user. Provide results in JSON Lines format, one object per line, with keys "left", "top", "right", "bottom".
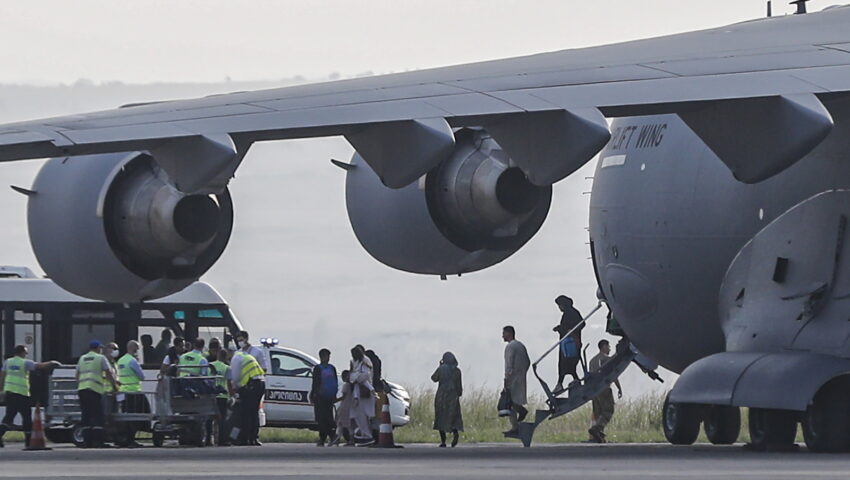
{"left": 558, "top": 352, "right": 580, "bottom": 385}
{"left": 215, "top": 397, "right": 229, "bottom": 445}
{"left": 237, "top": 379, "right": 264, "bottom": 444}
{"left": 119, "top": 393, "right": 151, "bottom": 444}
{"left": 0, "top": 392, "right": 33, "bottom": 437}
{"left": 314, "top": 397, "right": 336, "bottom": 442}
{"left": 79, "top": 389, "right": 104, "bottom": 446}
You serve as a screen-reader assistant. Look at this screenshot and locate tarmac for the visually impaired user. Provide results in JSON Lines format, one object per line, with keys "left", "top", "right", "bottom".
{"left": 2, "top": 442, "right": 850, "bottom": 479}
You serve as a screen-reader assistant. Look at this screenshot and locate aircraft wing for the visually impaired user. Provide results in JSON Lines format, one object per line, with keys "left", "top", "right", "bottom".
{"left": 3, "top": 6, "right": 850, "bottom": 186}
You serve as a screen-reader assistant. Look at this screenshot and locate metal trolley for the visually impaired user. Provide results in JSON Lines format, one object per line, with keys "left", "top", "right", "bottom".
{"left": 45, "top": 366, "right": 224, "bottom": 447}
{"left": 151, "top": 371, "right": 223, "bottom": 447}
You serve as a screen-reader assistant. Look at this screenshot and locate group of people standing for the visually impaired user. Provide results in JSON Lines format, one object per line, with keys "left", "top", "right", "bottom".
{"left": 309, "top": 345, "right": 385, "bottom": 447}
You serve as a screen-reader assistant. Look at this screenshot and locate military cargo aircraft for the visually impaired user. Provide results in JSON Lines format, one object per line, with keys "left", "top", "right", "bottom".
{"left": 1, "top": 0, "right": 850, "bottom": 452}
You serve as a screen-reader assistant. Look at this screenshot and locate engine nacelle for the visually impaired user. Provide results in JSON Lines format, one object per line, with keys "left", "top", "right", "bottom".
{"left": 345, "top": 128, "right": 552, "bottom": 276}
{"left": 28, "top": 152, "right": 233, "bottom": 301}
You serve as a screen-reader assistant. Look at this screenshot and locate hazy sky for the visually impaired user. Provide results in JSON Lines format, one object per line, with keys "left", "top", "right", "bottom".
{"left": 0, "top": 1, "right": 815, "bottom": 403}
{"left": 0, "top": 0, "right": 785, "bottom": 85}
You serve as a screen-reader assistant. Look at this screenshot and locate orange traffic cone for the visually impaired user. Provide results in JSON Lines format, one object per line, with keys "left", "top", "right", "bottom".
{"left": 375, "top": 402, "right": 402, "bottom": 448}
{"left": 24, "top": 405, "right": 51, "bottom": 451}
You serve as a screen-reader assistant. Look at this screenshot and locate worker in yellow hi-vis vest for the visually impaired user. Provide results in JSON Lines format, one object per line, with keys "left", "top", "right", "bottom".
{"left": 229, "top": 349, "right": 265, "bottom": 446}
{"left": 76, "top": 340, "right": 118, "bottom": 448}
{"left": 117, "top": 340, "right": 148, "bottom": 448}
{"left": 0, "top": 345, "right": 58, "bottom": 449}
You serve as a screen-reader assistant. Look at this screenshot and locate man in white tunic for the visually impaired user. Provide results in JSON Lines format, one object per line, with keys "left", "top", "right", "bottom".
{"left": 502, "top": 326, "right": 530, "bottom": 435}
{"left": 349, "top": 346, "right": 376, "bottom": 446}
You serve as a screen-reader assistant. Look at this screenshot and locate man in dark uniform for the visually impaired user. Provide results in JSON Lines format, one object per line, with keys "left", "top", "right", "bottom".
{"left": 553, "top": 295, "right": 584, "bottom": 394}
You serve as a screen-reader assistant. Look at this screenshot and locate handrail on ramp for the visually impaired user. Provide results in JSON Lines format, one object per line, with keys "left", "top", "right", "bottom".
{"left": 513, "top": 302, "right": 638, "bottom": 448}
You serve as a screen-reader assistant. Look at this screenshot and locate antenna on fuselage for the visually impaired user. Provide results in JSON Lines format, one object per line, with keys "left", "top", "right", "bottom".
{"left": 767, "top": 1, "right": 773, "bottom": 16}
{"left": 790, "top": 0, "right": 808, "bottom": 14}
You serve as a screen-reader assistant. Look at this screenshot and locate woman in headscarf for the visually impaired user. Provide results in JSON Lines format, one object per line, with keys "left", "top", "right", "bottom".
{"left": 431, "top": 352, "right": 463, "bottom": 447}
{"left": 348, "top": 346, "right": 376, "bottom": 445}
{"left": 554, "top": 295, "right": 584, "bottom": 393}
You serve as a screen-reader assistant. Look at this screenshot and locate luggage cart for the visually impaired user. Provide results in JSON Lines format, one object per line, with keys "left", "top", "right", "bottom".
{"left": 46, "top": 366, "right": 224, "bottom": 447}
{"left": 45, "top": 366, "right": 157, "bottom": 447}
{"left": 151, "top": 369, "right": 224, "bottom": 447}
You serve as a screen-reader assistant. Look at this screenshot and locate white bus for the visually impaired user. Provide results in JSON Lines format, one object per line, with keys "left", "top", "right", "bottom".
{"left": 0, "top": 266, "right": 243, "bottom": 410}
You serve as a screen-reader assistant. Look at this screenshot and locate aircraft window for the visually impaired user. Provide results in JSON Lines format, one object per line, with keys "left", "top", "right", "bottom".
{"left": 270, "top": 351, "right": 313, "bottom": 378}
{"left": 174, "top": 310, "right": 186, "bottom": 320}
{"left": 759, "top": 208, "right": 765, "bottom": 220}
{"left": 640, "top": 163, "right": 646, "bottom": 171}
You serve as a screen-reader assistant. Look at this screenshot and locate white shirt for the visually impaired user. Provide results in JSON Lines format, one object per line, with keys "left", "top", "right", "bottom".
{"left": 229, "top": 351, "right": 265, "bottom": 389}
{"left": 242, "top": 345, "right": 270, "bottom": 373}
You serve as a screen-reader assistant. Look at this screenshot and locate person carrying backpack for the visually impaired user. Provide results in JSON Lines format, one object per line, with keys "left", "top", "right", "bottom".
{"left": 553, "top": 295, "right": 584, "bottom": 394}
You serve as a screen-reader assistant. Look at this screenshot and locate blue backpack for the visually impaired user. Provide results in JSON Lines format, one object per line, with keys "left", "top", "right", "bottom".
{"left": 318, "top": 365, "right": 338, "bottom": 399}
{"left": 560, "top": 337, "right": 580, "bottom": 359}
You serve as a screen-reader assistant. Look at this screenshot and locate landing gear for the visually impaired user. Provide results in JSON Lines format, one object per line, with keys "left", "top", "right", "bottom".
{"left": 704, "top": 405, "right": 741, "bottom": 445}
{"left": 662, "top": 393, "right": 701, "bottom": 445}
{"left": 801, "top": 379, "right": 850, "bottom": 453}
{"left": 748, "top": 408, "right": 798, "bottom": 451}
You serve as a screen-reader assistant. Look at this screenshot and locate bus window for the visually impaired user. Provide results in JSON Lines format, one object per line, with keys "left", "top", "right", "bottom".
{"left": 199, "top": 309, "right": 223, "bottom": 319}
{"left": 71, "top": 324, "right": 115, "bottom": 361}
{"left": 14, "top": 310, "right": 42, "bottom": 362}
{"left": 195, "top": 327, "right": 229, "bottom": 356}
{"left": 138, "top": 326, "right": 184, "bottom": 366}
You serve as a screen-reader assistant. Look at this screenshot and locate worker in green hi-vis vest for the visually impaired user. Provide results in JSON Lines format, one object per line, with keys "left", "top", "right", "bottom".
{"left": 116, "top": 340, "right": 148, "bottom": 448}
{"left": 76, "top": 340, "right": 118, "bottom": 448}
{"left": 0, "top": 345, "right": 59, "bottom": 449}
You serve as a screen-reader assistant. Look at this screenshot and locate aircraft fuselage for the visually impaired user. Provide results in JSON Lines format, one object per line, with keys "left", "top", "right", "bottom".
{"left": 590, "top": 96, "right": 850, "bottom": 373}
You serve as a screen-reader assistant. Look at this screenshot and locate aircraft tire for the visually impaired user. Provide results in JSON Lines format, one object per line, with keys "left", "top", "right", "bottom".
{"left": 748, "top": 408, "right": 797, "bottom": 451}
{"left": 662, "top": 393, "right": 701, "bottom": 445}
{"left": 802, "top": 379, "right": 850, "bottom": 453}
{"left": 704, "top": 405, "right": 741, "bottom": 445}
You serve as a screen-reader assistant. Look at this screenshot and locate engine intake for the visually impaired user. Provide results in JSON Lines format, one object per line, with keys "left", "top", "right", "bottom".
{"left": 345, "top": 128, "right": 552, "bottom": 276}
{"left": 28, "top": 152, "right": 233, "bottom": 301}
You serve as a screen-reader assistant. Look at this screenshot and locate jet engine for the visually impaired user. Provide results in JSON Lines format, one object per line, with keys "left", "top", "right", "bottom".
{"left": 27, "top": 151, "right": 233, "bottom": 302}
{"left": 345, "top": 128, "right": 552, "bottom": 276}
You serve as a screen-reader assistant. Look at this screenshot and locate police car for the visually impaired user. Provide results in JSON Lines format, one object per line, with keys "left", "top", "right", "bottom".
{"left": 262, "top": 345, "right": 411, "bottom": 429}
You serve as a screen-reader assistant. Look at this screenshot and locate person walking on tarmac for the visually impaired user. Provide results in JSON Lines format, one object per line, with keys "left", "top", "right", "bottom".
{"left": 0, "top": 345, "right": 58, "bottom": 448}
{"left": 209, "top": 349, "right": 231, "bottom": 446}
{"left": 502, "top": 326, "right": 530, "bottom": 436}
{"left": 116, "top": 340, "right": 147, "bottom": 448}
{"left": 229, "top": 349, "right": 265, "bottom": 446}
{"left": 76, "top": 340, "right": 119, "bottom": 448}
{"left": 553, "top": 295, "right": 584, "bottom": 394}
{"left": 431, "top": 352, "right": 463, "bottom": 448}
{"left": 587, "top": 340, "right": 623, "bottom": 443}
{"left": 310, "top": 348, "right": 338, "bottom": 446}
